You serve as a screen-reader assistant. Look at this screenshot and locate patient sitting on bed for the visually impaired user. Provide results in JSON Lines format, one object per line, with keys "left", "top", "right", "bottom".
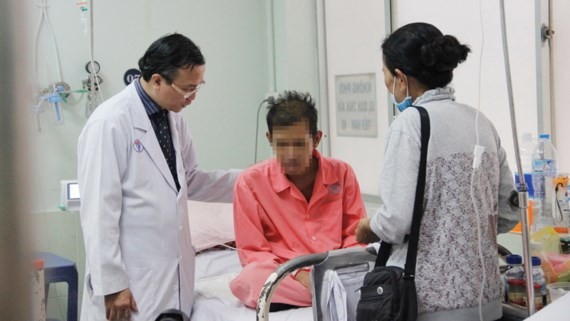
{"left": 230, "top": 91, "right": 366, "bottom": 310}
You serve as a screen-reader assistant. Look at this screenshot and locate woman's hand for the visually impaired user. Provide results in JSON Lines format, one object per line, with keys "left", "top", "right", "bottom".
{"left": 356, "top": 218, "right": 380, "bottom": 244}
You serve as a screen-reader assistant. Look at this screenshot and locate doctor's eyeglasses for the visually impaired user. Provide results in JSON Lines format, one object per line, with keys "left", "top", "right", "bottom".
{"left": 171, "top": 81, "right": 206, "bottom": 99}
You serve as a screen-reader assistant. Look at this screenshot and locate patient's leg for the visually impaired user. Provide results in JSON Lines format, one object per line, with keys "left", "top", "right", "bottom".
{"left": 229, "top": 260, "right": 312, "bottom": 309}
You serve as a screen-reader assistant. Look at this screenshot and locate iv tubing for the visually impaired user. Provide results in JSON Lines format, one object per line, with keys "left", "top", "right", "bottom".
{"left": 85, "top": 0, "right": 104, "bottom": 117}
{"left": 33, "top": 0, "right": 63, "bottom": 83}
{"left": 499, "top": 0, "right": 534, "bottom": 316}
{"left": 472, "top": 2, "right": 486, "bottom": 320}
{"left": 90, "top": 0, "right": 103, "bottom": 103}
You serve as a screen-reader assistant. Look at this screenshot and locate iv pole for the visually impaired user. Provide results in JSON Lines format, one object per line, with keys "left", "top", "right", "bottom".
{"left": 498, "top": 0, "right": 535, "bottom": 316}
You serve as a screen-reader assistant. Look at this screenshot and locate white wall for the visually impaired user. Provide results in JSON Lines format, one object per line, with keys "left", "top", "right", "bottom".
{"left": 30, "top": 0, "right": 272, "bottom": 213}
{"left": 262, "top": 0, "right": 320, "bottom": 160}
{"left": 321, "top": 0, "right": 390, "bottom": 196}
{"left": 394, "top": 0, "right": 541, "bottom": 173}
{"left": 552, "top": 0, "right": 570, "bottom": 172}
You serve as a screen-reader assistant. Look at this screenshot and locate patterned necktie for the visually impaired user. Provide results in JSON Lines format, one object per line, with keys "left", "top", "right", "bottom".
{"left": 153, "top": 109, "right": 180, "bottom": 191}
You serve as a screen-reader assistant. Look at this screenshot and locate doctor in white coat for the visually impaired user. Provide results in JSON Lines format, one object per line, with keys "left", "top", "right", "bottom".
{"left": 77, "top": 33, "right": 239, "bottom": 321}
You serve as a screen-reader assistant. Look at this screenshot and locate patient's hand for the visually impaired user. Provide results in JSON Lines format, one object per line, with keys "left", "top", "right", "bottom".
{"left": 356, "top": 218, "right": 380, "bottom": 244}
{"left": 294, "top": 270, "right": 312, "bottom": 289}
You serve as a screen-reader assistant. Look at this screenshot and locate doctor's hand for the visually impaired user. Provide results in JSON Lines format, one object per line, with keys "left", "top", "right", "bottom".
{"left": 356, "top": 218, "right": 380, "bottom": 244}
{"left": 104, "top": 288, "right": 138, "bottom": 321}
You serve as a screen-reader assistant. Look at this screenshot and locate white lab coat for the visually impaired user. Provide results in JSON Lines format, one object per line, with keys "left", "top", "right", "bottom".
{"left": 78, "top": 83, "right": 238, "bottom": 321}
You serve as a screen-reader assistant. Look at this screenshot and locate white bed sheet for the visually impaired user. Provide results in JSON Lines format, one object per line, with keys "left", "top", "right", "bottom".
{"left": 191, "top": 249, "right": 313, "bottom": 321}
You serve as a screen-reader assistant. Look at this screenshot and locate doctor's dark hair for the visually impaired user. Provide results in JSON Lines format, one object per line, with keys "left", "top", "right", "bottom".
{"left": 382, "top": 22, "right": 471, "bottom": 89}
{"left": 266, "top": 91, "right": 318, "bottom": 137}
{"left": 138, "top": 33, "right": 205, "bottom": 83}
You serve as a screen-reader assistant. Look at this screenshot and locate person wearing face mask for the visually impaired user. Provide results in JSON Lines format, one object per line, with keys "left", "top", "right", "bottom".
{"left": 391, "top": 75, "right": 413, "bottom": 112}
{"left": 78, "top": 33, "right": 239, "bottom": 321}
{"left": 230, "top": 91, "right": 366, "bottom": 311}
{"left": 356, "top": 23, "right": 519, "bottom": 320}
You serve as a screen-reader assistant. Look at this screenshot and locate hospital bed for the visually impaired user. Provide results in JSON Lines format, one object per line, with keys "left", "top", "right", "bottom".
{"left": 192, "top": 248, "right": 313, "bottom": 321}
{"left": 187, "top": 200, "right": 375, "bottom": 321}
{"left": 191, "top": 243, "right": 376, "bottom": 321}
{"left": 188, "top": 200, "right": 314, "bottom": 321}
{"left": 187, "top": 201, "right": 528, "bottom": 321}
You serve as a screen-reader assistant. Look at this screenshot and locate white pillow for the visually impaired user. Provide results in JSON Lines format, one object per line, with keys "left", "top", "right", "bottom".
{"left": 187, "top": 200, "right": 235, "bottom": 252}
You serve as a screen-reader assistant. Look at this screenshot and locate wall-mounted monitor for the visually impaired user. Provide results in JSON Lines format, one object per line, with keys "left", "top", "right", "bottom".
{"left": 59, "top": 180, "right": 80, "bottom": 212}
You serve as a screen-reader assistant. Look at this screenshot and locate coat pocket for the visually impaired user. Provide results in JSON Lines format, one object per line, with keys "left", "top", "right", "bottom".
{"left": 126, "top": 266, "right": 156, "bottom": 314}
{"left": 84, "top": 272, "right": 100, "bottom": 305}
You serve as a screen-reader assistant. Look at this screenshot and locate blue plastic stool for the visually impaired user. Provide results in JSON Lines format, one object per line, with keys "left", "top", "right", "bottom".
{"left": 36, "top": 252, "right": 78, "bottom": 321}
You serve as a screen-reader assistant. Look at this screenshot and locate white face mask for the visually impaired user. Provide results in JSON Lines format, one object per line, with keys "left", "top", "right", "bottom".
{"left": 390, "top": 76, "right": 412, "bottom": 112}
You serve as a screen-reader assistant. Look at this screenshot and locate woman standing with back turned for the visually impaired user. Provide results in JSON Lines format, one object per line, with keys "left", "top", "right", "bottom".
{"left": 356, "top": 22, "right": 519, "bottom": 320}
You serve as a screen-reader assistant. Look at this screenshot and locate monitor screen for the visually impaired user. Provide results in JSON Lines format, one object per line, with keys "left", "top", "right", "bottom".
{"left": 68, "top": 183, "right": 80, "bottom": 200}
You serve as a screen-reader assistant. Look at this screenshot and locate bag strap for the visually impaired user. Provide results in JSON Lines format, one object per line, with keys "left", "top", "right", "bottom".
{"left": 375, "top": 106, "right": 431, "bottom": 280}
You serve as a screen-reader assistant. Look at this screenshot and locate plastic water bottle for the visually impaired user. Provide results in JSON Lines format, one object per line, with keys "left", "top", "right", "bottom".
{"left": 504, "top": 254, "right": 525, "bottom": 305}
{"left": 526, "top": 256, "right": 546, "bottom": 310}
{"left": 531, "top": 134, "right": 558, "bottom": 232}
{"left": 515, "top": 133, "right": 535, "bottom": 197}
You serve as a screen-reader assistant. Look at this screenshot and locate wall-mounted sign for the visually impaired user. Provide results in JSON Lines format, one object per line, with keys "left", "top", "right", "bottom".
{"left": 335, "top": 73, "right": 378, "bottom": 137}
{"left": 123, "top": 68, "right": 141, "bottom": 86}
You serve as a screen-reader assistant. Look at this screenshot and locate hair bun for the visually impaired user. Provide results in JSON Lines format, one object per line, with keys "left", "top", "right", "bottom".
{"left": 420, "top": 35, "right": 470, "bottom": 72}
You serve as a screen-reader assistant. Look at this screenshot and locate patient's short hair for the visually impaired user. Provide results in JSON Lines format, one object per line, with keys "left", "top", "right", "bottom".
{"left": 266, "top": 91, "right": 318, "bottom": 136}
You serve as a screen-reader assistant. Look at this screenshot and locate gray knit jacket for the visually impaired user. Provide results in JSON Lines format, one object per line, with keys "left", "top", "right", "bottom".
{"left": 370, "top": 87, "right": 519, "bottom": 321}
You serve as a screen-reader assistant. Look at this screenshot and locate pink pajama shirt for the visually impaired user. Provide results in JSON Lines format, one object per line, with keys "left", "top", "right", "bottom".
{"left": 230, "top": 150, "right": 366, "bottom": 308}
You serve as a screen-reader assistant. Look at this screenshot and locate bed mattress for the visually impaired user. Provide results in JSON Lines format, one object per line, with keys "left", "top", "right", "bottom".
{"left": 191, "top": 249, "right": 313, "bottom": 321}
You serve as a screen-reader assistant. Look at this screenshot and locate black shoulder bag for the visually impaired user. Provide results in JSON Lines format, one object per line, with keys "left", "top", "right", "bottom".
{"left": 356, "top": 106, "right": 430, "bottom": 321}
